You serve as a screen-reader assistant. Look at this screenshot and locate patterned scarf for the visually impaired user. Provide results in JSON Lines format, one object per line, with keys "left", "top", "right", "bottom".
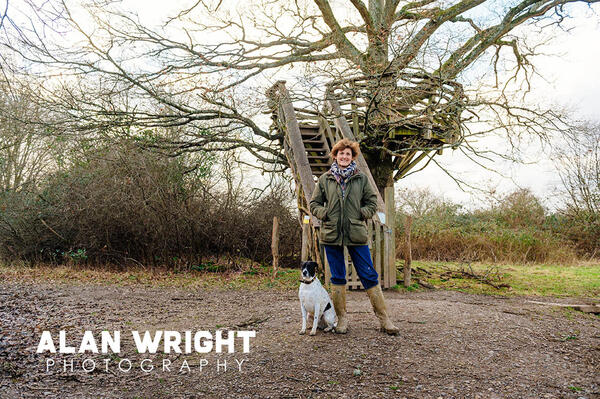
{"left": 330, "top": 160, "right": 357, "bottom": 198}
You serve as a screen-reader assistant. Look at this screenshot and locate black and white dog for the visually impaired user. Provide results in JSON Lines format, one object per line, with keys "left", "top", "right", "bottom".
{"left": 298, "top": 261, "right": 336, "bottom": 335}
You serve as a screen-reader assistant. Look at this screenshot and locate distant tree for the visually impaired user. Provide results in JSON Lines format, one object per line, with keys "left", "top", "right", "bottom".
{"left": 554, "top": 121, "right": 600, "bottom": 255}
{"left": 0, "top": 79, "right": 60, "bottom": 192}
{"left": 396, "top": 187, "right": 458, "bottom": 218}
{"left": 557, "top": 122, "right": 600, "bottom": 216}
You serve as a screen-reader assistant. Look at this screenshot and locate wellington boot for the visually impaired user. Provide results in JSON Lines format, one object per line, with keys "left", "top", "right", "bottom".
{"left": 366, "top": 284, "right": 399, "bottom": 335}
{"left": 331, "top": 284, "right": 348, "bottom": 334}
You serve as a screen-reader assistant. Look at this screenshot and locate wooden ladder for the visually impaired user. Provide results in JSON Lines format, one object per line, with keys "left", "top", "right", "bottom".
{"left": 298, "top": 122, "right": 331, "bottom": 177}
{"left": 267, "top": 81, "right": 397, "bottom": 289}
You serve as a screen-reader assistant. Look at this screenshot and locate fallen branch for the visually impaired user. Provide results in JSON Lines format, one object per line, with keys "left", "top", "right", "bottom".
{"left": 526, "top": 301, "right": 600, "bottom": 314}
{"left": 416, "top": 278, "right": 435, "bottom": 289}
{"left": 405, "top": 263, "right": 510, "bottom": 289}
{"left": 443, "top": 263, "right": 510, "bottom": 289}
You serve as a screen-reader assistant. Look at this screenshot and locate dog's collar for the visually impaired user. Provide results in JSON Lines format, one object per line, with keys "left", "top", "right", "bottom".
{"left": 299, "top": 277, "right": 315, "bottom": 284}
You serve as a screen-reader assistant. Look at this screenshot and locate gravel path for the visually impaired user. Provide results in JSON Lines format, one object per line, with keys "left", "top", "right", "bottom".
{"left": 1, "top": 281, "right": 598, "bottom": 398}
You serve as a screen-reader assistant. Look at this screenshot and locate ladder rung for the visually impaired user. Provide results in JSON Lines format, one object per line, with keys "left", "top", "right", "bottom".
{"left": 301, "top": 132, "right": 321, "bottom": 137}
{"left": 303, "top": 142, "right": 323, "bottom": 147}
{"left": 305, "top": 147, "right": 327, "bottom": 152}
{"left": 298, "top": 124, "right": 320, "bottom": 129}
{"left": 302, "top": 139, "right": 325, "bottom": 144}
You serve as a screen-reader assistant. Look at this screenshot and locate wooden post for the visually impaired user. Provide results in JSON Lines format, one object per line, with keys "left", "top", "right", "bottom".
{"left": 301, "top": 215, "right": 310, "bottom": 262}
{"left": 322, "top": 244, "right": 331, "bottom": 289}
{"left": 374, "top": 222, "right": 381, "bottom": 286}
{"left": 384, "top": 187, "right": 397, "bottom": 288}
{"left": 403, "top": 215, "right": 413, "bottom": 287}
{"left": 383, "top": 232, "right": 390, "bottom": 287}
{"left": 271, "top": 216, "right": 279, "bottom": 280}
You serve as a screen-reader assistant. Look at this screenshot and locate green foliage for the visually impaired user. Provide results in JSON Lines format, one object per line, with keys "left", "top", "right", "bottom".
{"left": 64, "top": 249, "right": 88, "bottom": 263}
{"left": 410, "top": 261, "right": 600, "bottom": 297}
{"left": 191, "top": 262, "right": 226, "bottom": 273}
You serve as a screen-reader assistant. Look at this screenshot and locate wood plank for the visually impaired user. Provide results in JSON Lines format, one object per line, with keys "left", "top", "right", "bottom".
{"left": 303, "top": 139, "right": 327, "bottom": 144}
{"left": 352, "top": 94, "right": 360, "bottom": 139}
{"left": 373, "top": 223, "right": 381, "bottom": 282}
{"left": 320, "top": 116, "right": 337, "bottom": 150}
{"left": 301, "top": 222, "right": 309, "bottom": 262}
{"left": 318, "top": 122, "right": 331, "bottom": 154}
{"left": 403, "top": 215, "right": 413, "bottom": 287}
{"left": 395, "top": 150, "right": 431, "bottom": 180}
{"left": 383, "top": 231, "right": 390, "bottom": 288}
{"left": 323, "top": 244, "right": 331, "bottom": 289}
{"left": 385, "top": 187, "right": 397, "bottom": 288}
{"left": 375, "top": 223, "right": 381, "bottom": 286}
{"left": 275, "top": 82, "right": 318, "bottom": 224}
{"left": 271, "top": 216, "right": 279, "bottom": 280}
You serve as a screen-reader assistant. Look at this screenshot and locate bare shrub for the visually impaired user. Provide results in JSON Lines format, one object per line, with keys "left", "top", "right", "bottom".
{"left": 396, "top": 188, "right": 578, "bottom": 264}
{"left": 0, "top": 142, "right": 301, "bottom": 268}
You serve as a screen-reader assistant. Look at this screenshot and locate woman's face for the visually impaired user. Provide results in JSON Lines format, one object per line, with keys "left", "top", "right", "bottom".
{"left": 336, "top": 147, "right": 353, "bottom": 169}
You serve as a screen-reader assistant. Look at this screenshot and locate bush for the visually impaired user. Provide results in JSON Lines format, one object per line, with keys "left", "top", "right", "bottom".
{"left": 395, "top": 188, "right": 580, "bottom": 263}
{"left": 0, "top": 143, "right": 301, "bottom": 268}
{"left": 549, "top": 211, "right": 600, "bottom": 258}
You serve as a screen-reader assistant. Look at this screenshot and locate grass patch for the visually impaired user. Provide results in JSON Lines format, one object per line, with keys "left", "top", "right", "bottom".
{"left": 398, "top": 260, "right": 600, "bottom": 298}
{"left": 2, "top": 260, "right": 599, "bottom": 298}
{"left": 0, "top": 262, "right": 299, "bottom": 291}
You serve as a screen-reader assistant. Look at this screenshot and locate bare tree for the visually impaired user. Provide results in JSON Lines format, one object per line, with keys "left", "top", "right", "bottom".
{"left": 396, "top": 186, "right": 457, "bottom": 218}
{"left": 552, "top": 121, "right": 600, "bottom": 255}
{"left": 1, "top": 0, "right": 597, "bottom": 192}
{"left": 0, "top": 79, "right": 61, "bottom": 192}
{"left": 557, "top": 121, "right": 600, "bottom": 216}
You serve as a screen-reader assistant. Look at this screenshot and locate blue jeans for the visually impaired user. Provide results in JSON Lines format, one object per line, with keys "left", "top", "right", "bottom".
{"left": 324, "top": 245, "right": 379, "bottom": 289}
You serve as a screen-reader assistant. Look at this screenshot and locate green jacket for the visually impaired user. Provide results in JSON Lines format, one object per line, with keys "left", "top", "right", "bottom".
{"left": 309, "top": 170, "right": 378, "bottom": 246}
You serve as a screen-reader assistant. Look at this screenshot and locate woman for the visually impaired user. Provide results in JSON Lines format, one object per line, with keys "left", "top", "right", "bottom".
{"left": 310, "top": 138, "right": 399, "bottom": 335}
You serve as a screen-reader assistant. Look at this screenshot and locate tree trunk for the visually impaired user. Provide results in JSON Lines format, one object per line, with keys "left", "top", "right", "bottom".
{"left": 362, "top": 147, "right": 395, "bottom": 196}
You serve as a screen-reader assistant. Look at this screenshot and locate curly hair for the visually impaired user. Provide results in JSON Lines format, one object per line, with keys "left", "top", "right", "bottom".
{"left": 330, "top": 138, "right": 360, "bottom": 160}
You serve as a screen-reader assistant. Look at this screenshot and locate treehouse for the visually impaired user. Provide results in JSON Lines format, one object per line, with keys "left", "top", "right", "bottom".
{"left": 266, "top": 72, "right": 465, "bottom": 289}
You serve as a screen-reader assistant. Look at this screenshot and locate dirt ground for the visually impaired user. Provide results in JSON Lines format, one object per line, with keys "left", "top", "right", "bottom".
{"left": 1, "top": 280, "right": 598, "bottom": 399}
